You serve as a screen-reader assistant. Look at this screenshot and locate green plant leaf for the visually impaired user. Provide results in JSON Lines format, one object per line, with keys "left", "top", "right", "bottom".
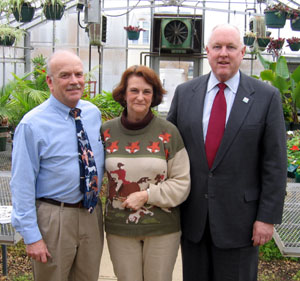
{"left": 291, "top": 65, "right": 300, "bottom": 83}
{"left": 258, "top": 52, "right": 272, "bottom": 70}
{"left": 293, "top": 82, "right": 300, "bottom": 108}
{"left": 273, "top": 76, "right": 290, "bottom": 94}
{"left": 260, "top": 70, "right": 275, "bottom": 82}
{"left": 275, "top": 56, "right": 290, "bottom": 79}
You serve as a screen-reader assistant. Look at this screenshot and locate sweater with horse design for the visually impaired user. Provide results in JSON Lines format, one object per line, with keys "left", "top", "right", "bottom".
{"left": 101, "top": 115, "right": 190, "bottom": 237}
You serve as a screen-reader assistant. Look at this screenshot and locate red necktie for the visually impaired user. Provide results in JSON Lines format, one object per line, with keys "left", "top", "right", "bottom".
{"left": 205, "top": 83, "right": 227, "bottom": 169}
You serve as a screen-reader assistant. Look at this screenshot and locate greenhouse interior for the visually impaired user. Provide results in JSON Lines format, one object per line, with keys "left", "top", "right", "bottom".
{"left": 1, "top": 0, "right": 300, "bottom": 112}
{"left": 1, "top": 0, "right": 300, "bottom": 280}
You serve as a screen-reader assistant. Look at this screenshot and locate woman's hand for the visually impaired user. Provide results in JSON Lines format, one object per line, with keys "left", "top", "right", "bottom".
{"left": 121, "top": 190, "right": 148, "bottom": 210}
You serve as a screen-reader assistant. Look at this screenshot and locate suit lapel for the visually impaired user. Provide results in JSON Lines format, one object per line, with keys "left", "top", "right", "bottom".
{"left": 211, "top": 73, "right": 255, "bottom": 170}
{"left": 190, "top": 75, "right": 210, "bottom": 161}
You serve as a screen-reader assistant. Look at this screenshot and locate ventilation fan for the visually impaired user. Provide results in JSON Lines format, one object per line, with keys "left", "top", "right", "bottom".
{"left": 161, "top": 18, "right": 192, "bottom": 52}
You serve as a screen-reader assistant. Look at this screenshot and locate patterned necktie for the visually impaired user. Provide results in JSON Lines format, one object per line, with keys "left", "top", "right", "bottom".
{"left": 205, "top": 83, "right": 227, "bottom": 169}
{"left": 70, "top": 108, "right": 98, "bottom": 213}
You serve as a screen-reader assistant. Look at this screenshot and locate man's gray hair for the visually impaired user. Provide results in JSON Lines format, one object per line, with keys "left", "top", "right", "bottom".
{"left": 206, "top": 23, "right": 243, "bottom": 47}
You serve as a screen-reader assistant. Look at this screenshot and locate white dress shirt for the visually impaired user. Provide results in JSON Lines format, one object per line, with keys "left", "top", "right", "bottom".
{"left": 203, "top": 71, "right": 240, "bottom": 140}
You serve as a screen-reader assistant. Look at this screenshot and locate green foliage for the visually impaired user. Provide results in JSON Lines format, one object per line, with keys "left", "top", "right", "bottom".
{"left": 259, "top": 239, "right": 283, "bottom": 261}
{"left": 6, "top": 72, "right": 50, "bottom": 129}
{"left": 84, "top": 90, "right": 123, "bottom": 121}
{"left": 31, "top": 54, "right": 47, "bottom": 82}
{"left": 0, "top": 24, "right": 25, "bottom": 42}
{"left": 1, "top": 54, "right": 50, "bottom": 129}
{"left": 259, "top": 239, "right": 299, "bottom": 263}
{"left": 257, "top": 54, "right": 300, "bottom": 123}
{"left": 293, "top": 270, "right": 300, "bottom": 281}
{"left": 11, "top": 273, "right": 34, "bottom": 281}
{"left": 287, "top": 130, "right": 300, "bottom": 168}
{"left": 0, "top": 82, "right": 14, "bottom": 123}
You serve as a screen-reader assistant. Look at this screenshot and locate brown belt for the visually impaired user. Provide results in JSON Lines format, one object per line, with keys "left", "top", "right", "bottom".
{"left": 38, "top": 197, "right": 84, "bottom": 208}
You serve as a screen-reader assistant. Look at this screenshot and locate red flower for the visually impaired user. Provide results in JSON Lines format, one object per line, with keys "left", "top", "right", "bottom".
{"left": 290, "top": 145, "right": 299, "bottom": 151}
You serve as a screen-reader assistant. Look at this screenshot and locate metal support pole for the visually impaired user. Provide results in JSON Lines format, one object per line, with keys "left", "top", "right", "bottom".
{"left": 24, "top": 32, "right": 31, "bottom": 75}
{"left": 125, "top": 0, "right": 129, "bottom": 69}
{"left": 2, "top": 48, "right": 5, "bottom": 86}
{"left": 89, "top": 44, "right": 92, "bottom": 72}
{"left": 2, "top": 245, "right": 7, "bottom": 276}
{"left": 52, "top": 21, "right": 56, "bottom": 53}
{"left": 98, "top": 46, "right": 102, "bottom": 94}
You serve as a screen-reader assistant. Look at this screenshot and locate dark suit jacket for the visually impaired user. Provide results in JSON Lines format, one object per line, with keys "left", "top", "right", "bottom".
{"left": 167, "top": 71, "right": 287, "bottom": 249}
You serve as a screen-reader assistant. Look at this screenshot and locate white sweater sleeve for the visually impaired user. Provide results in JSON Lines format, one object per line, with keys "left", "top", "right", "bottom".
{"left": 147, "top": 148, "right": 190, "bottom": 208}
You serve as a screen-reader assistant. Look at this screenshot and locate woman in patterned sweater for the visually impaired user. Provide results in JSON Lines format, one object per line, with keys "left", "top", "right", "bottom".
{"left": 101, "top": 65, "right": 190, "bottom": 281}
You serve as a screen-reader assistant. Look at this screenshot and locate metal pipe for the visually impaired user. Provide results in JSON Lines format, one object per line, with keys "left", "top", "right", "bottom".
{"left": 244, "top": 8, "right": 256, "bottom": 33}
{"left": 140, "top": 51, "right": 256, "bottom": 65}
{"left": 24, "top": 32, "right": 31, "bottom": 74}
{"left": 98, "top": 46, "right": 102, "bottom": 94}
{"left": 2, "top": 245, "right": 7, "bottom": 276}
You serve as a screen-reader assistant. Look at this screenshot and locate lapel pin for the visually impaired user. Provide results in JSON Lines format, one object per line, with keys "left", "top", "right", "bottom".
{"left": 242, "top": 97, "right": 249, "bottom": 103}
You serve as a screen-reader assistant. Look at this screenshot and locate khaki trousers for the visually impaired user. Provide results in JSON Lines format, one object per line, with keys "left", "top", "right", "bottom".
{"left": 107, "top": 231, "right": 181, "bottom": 281}
{"left": 33, "top": 200, "right": 104, "bottom": 281}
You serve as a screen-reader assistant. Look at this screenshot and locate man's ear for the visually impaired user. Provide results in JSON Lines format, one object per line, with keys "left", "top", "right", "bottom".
{"left": 46, "top": 75, "right": 53, "bottom": 90}
{"left": 241, "top": 45, "right": 246, "bottom": 57}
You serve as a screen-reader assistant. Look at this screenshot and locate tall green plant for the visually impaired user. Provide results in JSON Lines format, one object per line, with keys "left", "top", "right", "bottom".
{"left": 83, "top": 90, "right": 123, "bottom": 121}
{"left": 0, "top": 81, "right": 15, "bottom": 124}
{"left": 256, "top": 54, "right": 300, "bottom": 123}
{"left": 7, "top": 72, "right": 49, "bottom": 129}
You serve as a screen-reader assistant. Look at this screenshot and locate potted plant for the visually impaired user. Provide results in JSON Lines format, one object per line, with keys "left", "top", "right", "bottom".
{"left": 288, "top": 8, "right": 300, "bottom": 31}
{"left": 0, "top": 84, "right": 12, "bottom": 151}
{"left": 0, "top": 0, "right": 9, "bottom": 19}
{"left": 42, "top": 0, "right": 65, "bottom": 20}
{"left": 10, "top": 0, "right": 36, "bottom": 22}
{"left": 256, "top": 54, "right": 300, "bottom": 129}
{"left": 0, "top": 25, "right": 25, "bottom": 46}
{"left": 243, "top": 31, "right": 256, "bottom": 46}
{"left": 256, "top": 36, "right": 271, "bottom": 48}
{"left": 287, "top": 37, "right": 300, "bottom": 52}
{"left": 264, "top": 3, "right": 289, "bottom": 28}
{"left": 123, "top": 25, "right": 145, "bottom": 40}
{"left": 266, "top": 37, "right": 285, "bottom": 59}
{"left": 287, "top": 130, "right": 300, "bottom": 181}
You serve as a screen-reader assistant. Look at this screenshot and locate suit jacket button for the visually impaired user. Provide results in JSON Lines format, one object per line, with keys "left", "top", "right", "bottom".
{"left": 208, "top": 172, "right": 213, "bottom": 178}
{"left": 204, "top": 194, "right": 208, "bottom": 199}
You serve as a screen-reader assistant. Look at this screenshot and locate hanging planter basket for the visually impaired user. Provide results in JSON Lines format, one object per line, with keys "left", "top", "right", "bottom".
{"left": 0, "top": 36, "right": 16, "bottom": 46}
{"left": 127, "top": 30, "right": 140, "bottom": 40}
{"left": 257, "top": 37, "right": 270, "bottom": 48}
{"left": 13, "top": 3, "right": 35, "bottom": 22}
{"left": 289, "top": 43, "right": 300, "bottom": 51}
{"left": 264, "top": 11, "right": 287, "bottom": 28}
{"left": 43, "top": 3, "right": 65, "bottom": 20}
{"left": 291, "top": 18, "right": 300, "bottom": 31}
{"left": 243, "top": 36, "right": 255, "bottom": 46}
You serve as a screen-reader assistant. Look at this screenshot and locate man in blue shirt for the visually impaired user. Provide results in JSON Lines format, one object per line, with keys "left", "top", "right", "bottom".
{"left": 10, "top": 50, "right": 105, "bottom": 281}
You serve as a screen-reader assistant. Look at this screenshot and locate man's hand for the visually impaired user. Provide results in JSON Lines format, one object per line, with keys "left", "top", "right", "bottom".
{"left": 26, "top": 239, "right": 51, "bottom": 263}
{"left": 121, "top": 191, "right": 148, "bottom": 211}
{"left": 252, "top": 221, "right": 274, "bottom": 246}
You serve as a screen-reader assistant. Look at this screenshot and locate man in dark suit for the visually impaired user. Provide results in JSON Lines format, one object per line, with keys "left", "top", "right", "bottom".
{"left": 167, "top": 24, "right": 286, "bottom": 281}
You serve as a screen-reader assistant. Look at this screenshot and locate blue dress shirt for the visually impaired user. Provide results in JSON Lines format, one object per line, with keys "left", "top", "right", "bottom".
{"left": 10, "top": 95, "right": 105, "bottom": 244}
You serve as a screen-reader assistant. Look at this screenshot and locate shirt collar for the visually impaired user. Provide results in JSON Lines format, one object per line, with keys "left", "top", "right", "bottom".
{"left": 207, "top": 71, "right": 240, "bottom": 94}
{"left": 49, "top": 95, "right": 81, "bottom": 120}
